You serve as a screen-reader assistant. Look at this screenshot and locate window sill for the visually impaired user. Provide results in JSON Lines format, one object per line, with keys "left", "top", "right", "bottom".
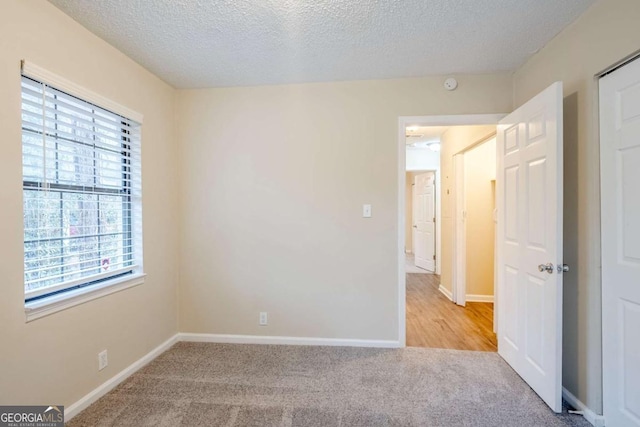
{"left": 24, "top": 273, "right": 146, "bottom": 322}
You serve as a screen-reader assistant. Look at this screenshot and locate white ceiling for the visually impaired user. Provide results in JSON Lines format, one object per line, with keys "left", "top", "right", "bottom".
{"left": 47, "top": 0, "right": 594, "bottom": 89}
{"left": 406, "top": 126, "right": 448, "bottom": 145}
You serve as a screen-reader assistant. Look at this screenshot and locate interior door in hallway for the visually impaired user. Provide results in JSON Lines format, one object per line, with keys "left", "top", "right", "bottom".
{"left": 496, "top": 82, "right": 564, "bottom": 413}
{"left": 600, "top": 56, "right": 640, "bottom": 427}
{"left": 413, "top": 172, "right": 435, "bottom": 272}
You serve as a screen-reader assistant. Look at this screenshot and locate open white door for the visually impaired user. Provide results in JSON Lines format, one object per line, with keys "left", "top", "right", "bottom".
{"left": 496, "top": 82, "right": 564, "bottom": 413}
{"left": 600, "top": 56, "right": 640, "bottom": 427}
{"left": 414, "top": 172, "right": 435, "bottom": 271}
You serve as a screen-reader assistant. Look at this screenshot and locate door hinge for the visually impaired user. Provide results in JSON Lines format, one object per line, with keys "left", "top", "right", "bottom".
{"left": 433, "top": 217, "right": 436, "bottom": 223}
{"left": 433, "top": 255, "right": 436, "bottom": 260}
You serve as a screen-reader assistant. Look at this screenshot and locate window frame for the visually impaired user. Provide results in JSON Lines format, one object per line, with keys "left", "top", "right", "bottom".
{"left": 21, "top": 61, "right": 145, "bottom": 322}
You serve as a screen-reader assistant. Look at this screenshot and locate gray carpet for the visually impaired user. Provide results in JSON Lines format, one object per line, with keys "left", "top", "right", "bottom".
{"left": 67, "top": 342, "right": 590, "bottom": 426}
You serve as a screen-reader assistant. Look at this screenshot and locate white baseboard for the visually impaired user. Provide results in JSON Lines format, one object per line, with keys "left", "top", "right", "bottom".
{"left": 65, "top": 334, "right": 179, "bottom": 421}
{"left": 562, "top": 387, "right": 606, "bottom": 427}
{"left": 179, "top": 333, "right": 401, "bottom": 348}
{"left": 465, "top": 294, "right": 494, "bottom": 303}
{"left": 438, "top": 285, "right": 453, "bottom": 301}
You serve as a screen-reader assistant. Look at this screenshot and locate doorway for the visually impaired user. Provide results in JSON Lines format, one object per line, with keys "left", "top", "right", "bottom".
{"left": 399, "top": 83, "right": 566, "bottom": 413}
{"left": 402, "top": 119, "right": 500, "bottom": 351}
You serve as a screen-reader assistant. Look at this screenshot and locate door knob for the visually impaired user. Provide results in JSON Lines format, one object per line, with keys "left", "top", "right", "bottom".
{"left": 557, "top": 264, "right": 569, "bottom": 273}
{"left": 538, "top": 263, "right": 554, "bottom": 274}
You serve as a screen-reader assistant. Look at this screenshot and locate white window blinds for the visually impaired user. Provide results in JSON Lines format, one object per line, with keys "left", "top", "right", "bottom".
{"left": 21, "top": 75, "right": 142, "bottom": 301}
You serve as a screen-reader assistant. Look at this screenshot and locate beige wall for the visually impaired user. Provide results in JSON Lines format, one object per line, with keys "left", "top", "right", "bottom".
{"left": 513, "top": 0, "right": 640, "bottom": 413}
{"left": 440, "top": 126, "right": 496, "bottom": 293}
{"left": 176, "top": 77, "right": 512, "bottom": 340}
{"left": 0, "top": 1, "right": 179, "bottom": 407}
{"left": 3, "top": 0, "right": 629, "bottom": 415}
{"left": 464, "top": 138, "right": 496, "bottom": 297}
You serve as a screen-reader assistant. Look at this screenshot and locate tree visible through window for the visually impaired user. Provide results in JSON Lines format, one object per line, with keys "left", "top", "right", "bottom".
{"left": 21, "top": 76, "right": 141, "bottom": 301}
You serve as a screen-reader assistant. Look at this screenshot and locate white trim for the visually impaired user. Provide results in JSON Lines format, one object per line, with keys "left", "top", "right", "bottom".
{"left": 438, "top": 285, "right": 453, "bottom": 301}
{"left": 25, "top": 266, "right": 138, "bottom": 300}
{"left": 65, "top": 334, "right": 179, "bottom": 421}
{"left": 562, "top": 387, "right": 606, "bottom": 427}
{"left": 400, "top": 115, "right": 508, "bottom": 127}
{"left": 179, "top": 333, "right": 401, "bottom": 348}
{"left": 21, "top": 60, "right": 143, "bottom": 123}
{"left": 398, "top": 119, "right": 408, "bottom": 348}
{"left": 453, "top": 153, "right": 466, "bottom": 306}
{"left": 25, "top": 273, "right": 146, "bottom": 322}
{"left": 465, "top": 294, "right": 494, "bottom": 303}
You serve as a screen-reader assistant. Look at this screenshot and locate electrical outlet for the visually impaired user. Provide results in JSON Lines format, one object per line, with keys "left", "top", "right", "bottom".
{"left": 98, "top": 350, "right": 108, "bottom": 371}
{"left": 259, "top": 312, "right": 268, "bottom": 326}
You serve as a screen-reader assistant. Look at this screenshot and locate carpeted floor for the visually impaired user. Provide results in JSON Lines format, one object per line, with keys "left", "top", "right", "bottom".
{"left": 67, "top": 342, "right": 590, "bottom": 426}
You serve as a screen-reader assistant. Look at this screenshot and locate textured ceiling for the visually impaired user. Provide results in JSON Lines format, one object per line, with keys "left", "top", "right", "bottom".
{"left": 47, "top": 0, "right": 594, "bottom": 89}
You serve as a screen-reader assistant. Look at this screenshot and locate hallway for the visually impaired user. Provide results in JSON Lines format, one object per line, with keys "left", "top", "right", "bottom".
{"left": 406, "top": 273, "right": 497, "bottom": 351}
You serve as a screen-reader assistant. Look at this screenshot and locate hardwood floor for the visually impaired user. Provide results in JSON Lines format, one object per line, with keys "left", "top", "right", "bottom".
{"left": 406, "top": 273, "right": 497, "bottom": 351}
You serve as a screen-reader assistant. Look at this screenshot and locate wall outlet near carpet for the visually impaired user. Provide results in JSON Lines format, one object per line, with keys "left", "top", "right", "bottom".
{"left": 259, "top": 312, "right": 268, "bottom": 326}
{"left": 98, "top": 350, "right": 108, "bottom": 371}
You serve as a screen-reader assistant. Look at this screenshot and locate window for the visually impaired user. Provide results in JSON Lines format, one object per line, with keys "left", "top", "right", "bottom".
{"left": 21, "top": 72, "right": 143, "bottom": 312}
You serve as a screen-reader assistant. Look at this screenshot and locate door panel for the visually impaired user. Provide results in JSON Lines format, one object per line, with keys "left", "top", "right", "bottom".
{"left": 600, "top": 56, "right": 640, "bottom": 427}
{"left": 621, "top": 148, "right": 640, "bottom": 261}
{"left": 504, "top": 166, "right": 519, "bottom": 243}
{"left": 525, "top": 274, "right": 544, "bottom": 371}
{"left": 527, "top": 159, "right": 546, "bottom": 248}
{"left": 497, "top": 81, "right": 563, "bottom": 413}
{"left": 414, "top": 172, "right": 435, "bottom": 271}
{"left": 503, "top": 265, "right": 519, "bottom": 347}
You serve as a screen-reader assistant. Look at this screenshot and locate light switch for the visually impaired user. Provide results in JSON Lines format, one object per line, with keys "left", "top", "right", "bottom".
{"left": 363, "top": 204, "right": 372, "bottom": 218}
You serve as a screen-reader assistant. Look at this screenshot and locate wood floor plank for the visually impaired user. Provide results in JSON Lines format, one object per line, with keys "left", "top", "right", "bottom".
{"left": 406, "top": 273, "right": 497, "bottom": 352}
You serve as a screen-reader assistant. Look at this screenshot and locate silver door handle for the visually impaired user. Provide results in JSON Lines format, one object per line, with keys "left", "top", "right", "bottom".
{"left": 538, "top": 263, "right": 554, "bottom": 274}
{"left": 558, "top": 264, "right": 569, "bottom": 273}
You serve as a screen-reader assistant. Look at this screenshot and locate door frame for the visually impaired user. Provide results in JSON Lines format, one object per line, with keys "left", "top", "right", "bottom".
{"left": 452, "top": 134, "right": 498, "bottom": 307}
{"left": 397, "top": 114, "right": 506, "bottom": 346}
{"left": 453, "top": 153, "right": 466, "bottom": 305}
